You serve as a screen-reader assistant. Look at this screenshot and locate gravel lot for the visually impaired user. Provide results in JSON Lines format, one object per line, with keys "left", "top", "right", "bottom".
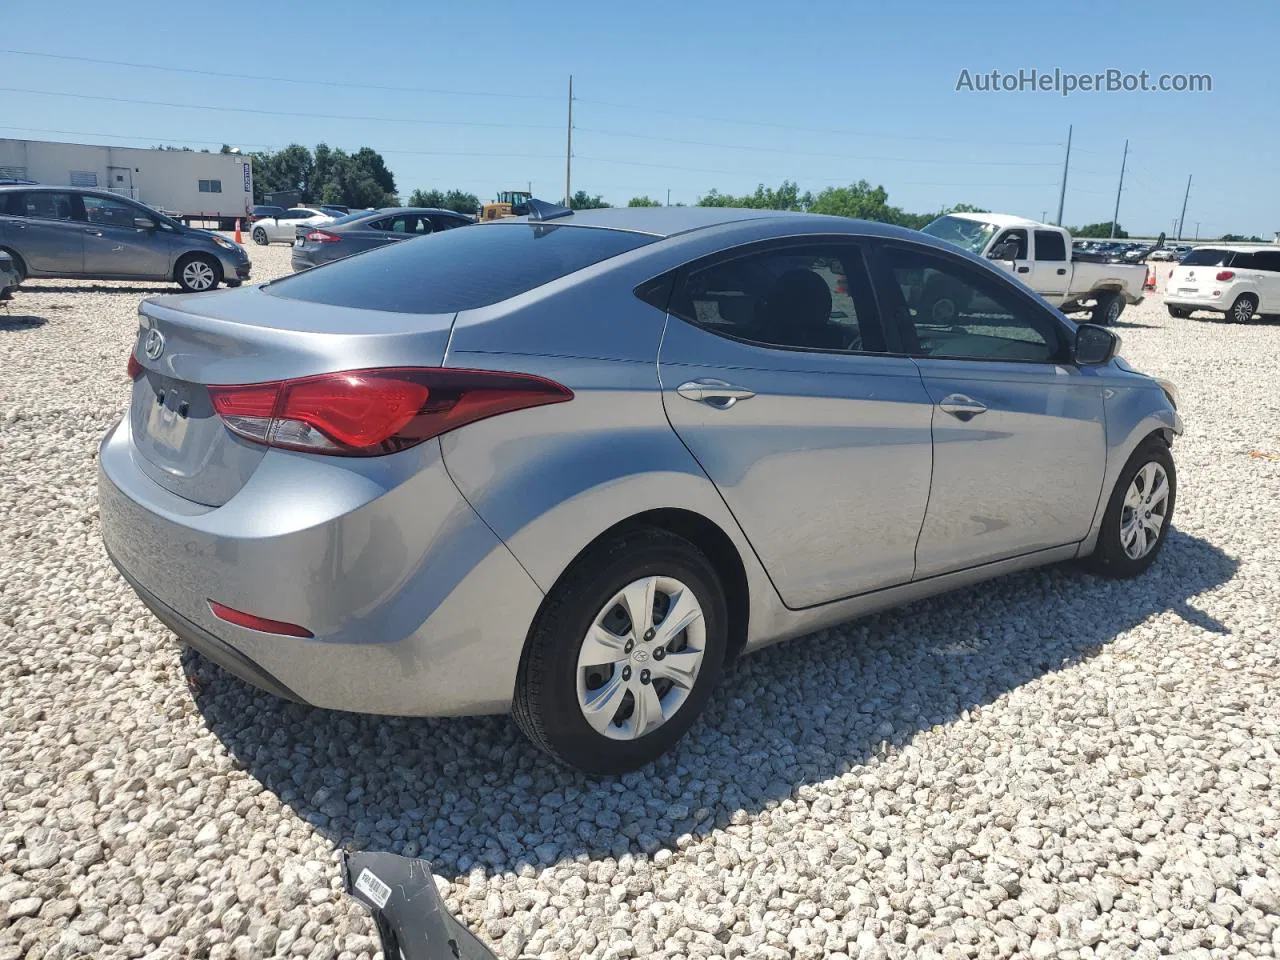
{"left": 1, "top": 247, "right": 1278, "bottom": 960}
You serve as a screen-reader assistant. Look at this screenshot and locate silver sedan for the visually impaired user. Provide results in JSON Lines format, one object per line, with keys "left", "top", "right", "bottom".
{"left": 99, "top": 206, "right": 1181, "bottom": 774}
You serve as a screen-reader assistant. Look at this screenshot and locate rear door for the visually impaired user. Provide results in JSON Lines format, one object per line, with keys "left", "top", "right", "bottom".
{"left": 79, "top": 193, "right": 170, "bottom": 278}
{"left": 871, "top": 241, "right": 1106, "bottom": 578}
{"left": 5, "top": 190, "right": 84, "bottom": 275}
{"left": 1028, "top": 228, "right": 1071, "bottom": 301}
{"left": 657, "top": 238, "right": 935, "bottom": 608}
{"left": 1251, "top": 250, "right": 1280, "bottom": 311}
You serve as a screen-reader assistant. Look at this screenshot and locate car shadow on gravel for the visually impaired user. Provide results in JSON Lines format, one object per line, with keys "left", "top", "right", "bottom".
{"left": 0, "top": 314, "right": 48, "bottom": 331}
{"left": 185, "top": 528, "right": 1236, "bottom": 877}
{"left": 19, "top": 283, "right": 178, "bottom": 295}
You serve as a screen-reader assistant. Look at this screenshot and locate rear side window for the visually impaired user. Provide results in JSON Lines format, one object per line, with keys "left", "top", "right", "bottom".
{"left": 1253, "top": 251, "right": 1280, "bottom": 273}
{"left": 12, "top": 191, "right": 75, "bottom": 221}
{"left": 1034, "top": 230, "right": 1067, "bottom": 261}
{"left": 1181, "top": 248, "right": 1233, "bottom": 267}
{"left": 265, "top": 223, "right": 656, "bottom": 313}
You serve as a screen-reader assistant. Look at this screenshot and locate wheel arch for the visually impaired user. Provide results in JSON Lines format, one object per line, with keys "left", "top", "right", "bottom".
{"left": 0, "top": 246, "right": 27, "bottom": 280}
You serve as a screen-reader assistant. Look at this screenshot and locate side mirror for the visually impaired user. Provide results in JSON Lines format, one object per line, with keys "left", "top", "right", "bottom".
{"left": 133, "top": 217, "right": 156, "bottom": 230}
{"left": 1074, "top": 323, "right": 1120, "bottom": 365}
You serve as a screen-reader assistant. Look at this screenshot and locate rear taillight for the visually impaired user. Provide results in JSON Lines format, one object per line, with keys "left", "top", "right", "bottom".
{"left": 207, "top": 368, "right": 572, "bottom": 457}
{"left": 127, "top": 353, "right": 143, "bottom": 380}
{"left": 304, "top": 229, "right": 340, "bottom": 243}
{"left": 1216, "top": 270, "right": 1235, "bottom": 281}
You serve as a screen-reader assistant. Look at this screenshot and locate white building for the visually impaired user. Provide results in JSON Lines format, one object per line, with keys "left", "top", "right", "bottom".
{"left": 0, "top": 138, "right": 254, "bottom": 225}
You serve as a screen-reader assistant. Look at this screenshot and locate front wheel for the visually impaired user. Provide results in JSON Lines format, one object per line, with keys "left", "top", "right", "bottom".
{"left": 1084, "top": 438, "right": 1176, "bottom": 579}
{"left": 513, "top": 528, "right": 728, "bottom": 775}
{"left": 176, "top": 254, "right": 222, "bottom": 293}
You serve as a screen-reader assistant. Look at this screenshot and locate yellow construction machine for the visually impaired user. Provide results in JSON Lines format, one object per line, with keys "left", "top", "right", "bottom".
{"left": 478, "top": 190, "right": 533, "bottom": 221}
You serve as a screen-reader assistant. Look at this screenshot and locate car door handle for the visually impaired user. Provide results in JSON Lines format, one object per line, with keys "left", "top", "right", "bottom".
{"left": 1056, "top": 268, "right": 1067, "bottom": 275}
{"left": 676, "top": 379, "right": 755, "bottom": 409}
{"left": 83, "top": 228, "right": 103, "bottom": 236}
{"left": 939, "top": 393, "right": 988, "bottom": 420}
{"left": 1016, "top": 266, "right": 1031, "bottom": 274}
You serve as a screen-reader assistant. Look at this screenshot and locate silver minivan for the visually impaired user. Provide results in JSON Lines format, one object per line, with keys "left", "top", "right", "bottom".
{"left": 0, "top": 185, "right": 251, "bottom": 292}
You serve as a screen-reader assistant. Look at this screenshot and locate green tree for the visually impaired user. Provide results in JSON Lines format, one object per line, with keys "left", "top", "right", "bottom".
{"left": 1071, "top": 221, "right": 1127, "bottom": 238}
{"left": 628, "top": 196, "right": 662, "bottom": 207}
{"left": 407, "top": 189, "right": 479, "bottom": 214}
{"left": 1220, "top": 233, "right": 1263, "bottom": 242}
{"left": 570, "top": 190, "right": 610, "bottom": 210}
{"left": 698, "top": 181, "right": 809, "bottom": 210}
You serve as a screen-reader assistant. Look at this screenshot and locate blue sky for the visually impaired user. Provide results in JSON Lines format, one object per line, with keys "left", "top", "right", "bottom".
{"left": 3, "top": 0, "right": 1276, "bottom": 237}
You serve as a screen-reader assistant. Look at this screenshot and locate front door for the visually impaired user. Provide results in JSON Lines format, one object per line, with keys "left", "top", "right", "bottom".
{"left": 657, "top": 239, "right": 935, "bottom": 608}
{"left": 79, "top": 194, "right": 170, "bottom": 278}
{"left": 873, "top": 242, "right": 1107, "bottom": 578}
{"left": 6, "top": 190, "right": 84, "bottom": 275}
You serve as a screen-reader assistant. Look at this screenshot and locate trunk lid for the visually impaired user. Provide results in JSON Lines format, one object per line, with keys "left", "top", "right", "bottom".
{"left": 1169, "top": 249, "right": 1234, "bottom": 299}
{"left": 128, "top": 285, "right": 456, "bottom": 506}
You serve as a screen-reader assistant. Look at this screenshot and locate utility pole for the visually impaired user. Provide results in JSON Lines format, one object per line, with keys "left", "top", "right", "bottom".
{"left": 1176, "top": 174, "right": 1192, "bottom": 240}
{"left": 1110, "top": 139, "right": 1128, "bottom": 239}
{"left": 1055, "top": 124, "right": 1072, "bottom": 226}
{"left": 667, "top": 188, "right": 671, "bottom": 207}
{"left": 564, "top": 75, "right": 573, "bottom": 208}
{"left": 1041, "top": 210, "right": 1047, "bottom": 222}
{"left": 1195, "top": 221, "right": 1201, "bottom": 240}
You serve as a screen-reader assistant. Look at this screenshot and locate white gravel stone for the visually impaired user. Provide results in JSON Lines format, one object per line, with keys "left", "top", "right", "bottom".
{"left": 2, "top": 253, "right": 1279, "bottom": 959}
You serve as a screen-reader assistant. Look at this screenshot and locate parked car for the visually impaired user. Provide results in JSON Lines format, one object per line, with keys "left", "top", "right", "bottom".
{"left": 0, "top": 185, "right": 251, "bottom": 292}
{"left": 291, "top": 207, "right": 474, "bottom": 270}
{"left": 250, "top": 207, "right": 337, "bottom": 245}
{"left": 100, "top": 206, "right": 1182, "bottom": 774}
{"left": 247, "top": 204, "right": 285, "bottom": 224}
{"left": 1164, "top": 245, "right": 1280, "bottom": 322}
{"left": 922, "top": 213, "right": 1148, "bottom": 324}
{"left": 0, "top": 249, "right": 18, "bottom": 299}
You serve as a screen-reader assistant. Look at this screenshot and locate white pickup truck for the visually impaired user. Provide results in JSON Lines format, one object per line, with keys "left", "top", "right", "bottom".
{"left": 921, "top": 213, "right": 1148, "bottom": 324}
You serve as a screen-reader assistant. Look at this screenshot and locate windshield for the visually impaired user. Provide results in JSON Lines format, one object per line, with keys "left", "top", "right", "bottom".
{"left": 921, "top": 215, "right": 999, "bottom": 255}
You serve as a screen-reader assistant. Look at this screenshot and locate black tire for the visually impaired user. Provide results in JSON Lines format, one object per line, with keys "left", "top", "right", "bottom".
{"left": 1228, "top": 294, "right": 1257, "bottom": 324}
{"left": 252, "top": 226, "right": 269, "bottom": 246}
{"left": 513, "top": 528, "right": 728, "bottom": 775}
{"left": 1084, "top": 438, "right": 1176, "bottom": 579}
{"left": 0, "top": 248, "right": 26, "bottom": 284}
{"left": 175, "top": 254, "right": 222, "bottom": 293}
{"left": 1092, "top": 291, "right": 1124, "bottom": 325}
{"left": 1167, "top": 305, "right": 1191, "bottom": 319}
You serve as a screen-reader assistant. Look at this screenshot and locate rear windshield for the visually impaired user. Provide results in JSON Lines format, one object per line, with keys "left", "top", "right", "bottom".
{"left": 327, "top": 210, "right": 375, "bottom": 226}
{"left": 264, "top": 223, "right": 657, "bottom": 312}
{"left": 1180, "top": 248, "right": 1232, "bottom": 266}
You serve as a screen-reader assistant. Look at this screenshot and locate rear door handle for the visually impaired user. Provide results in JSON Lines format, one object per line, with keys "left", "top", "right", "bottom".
{"left": 939, "top": 393, "right": 988, "bottom": 420}
{"left": 83, "top": 228, "right": 103, "bottom": 236}
{"left": 1016, "top": 266, "right": 1031, "bottom": 274}
{"left": 1056, "top": 268, "right": 1067, "bottom": 275}
{"left": 677, "top": 379, "right": 755, "bottom": 409}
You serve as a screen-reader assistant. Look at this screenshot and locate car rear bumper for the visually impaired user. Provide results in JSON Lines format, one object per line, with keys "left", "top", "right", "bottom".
{"left": 98, "top": 417, "right": 544, "bottom": 716}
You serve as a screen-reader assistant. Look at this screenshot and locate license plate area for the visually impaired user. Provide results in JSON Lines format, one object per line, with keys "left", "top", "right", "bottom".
{"left": 144, "top": 386, "right": 192, "bottom": 455}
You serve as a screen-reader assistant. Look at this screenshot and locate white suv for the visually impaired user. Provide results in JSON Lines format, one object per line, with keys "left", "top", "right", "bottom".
{"left": 1165, "top": 246, "right": 1280, "bottom": 322}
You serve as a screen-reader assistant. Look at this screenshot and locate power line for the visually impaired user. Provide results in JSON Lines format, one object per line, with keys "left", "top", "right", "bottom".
{"left": 574, "top": 97, "right": 1062, "bottom": 147}
{"left": 576, "top": 126, "right": 1061, "bottom": 166}
{"left": 0, "top": 87, "right": 561, "bottom": 130}
{"left": 0, "top": 48, "right": 559, "bottom": 101}
{"left": 577, "top": 154, "right": 1063, "bottom": 183}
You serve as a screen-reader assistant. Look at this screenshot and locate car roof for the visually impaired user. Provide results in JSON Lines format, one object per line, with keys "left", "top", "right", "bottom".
{"left": 501, "top": 206, "right": 912, "bottom": 239}
{"left": 359, "top": 207, "right": 472, "bottom": 217}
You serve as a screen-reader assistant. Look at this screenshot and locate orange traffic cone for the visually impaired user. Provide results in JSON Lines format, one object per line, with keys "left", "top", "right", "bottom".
{"left": 234, "top": 219, "right": 242, "bottom": 244}
{"left": 1143, "top": 264, "right": 1156, "bottom": 290}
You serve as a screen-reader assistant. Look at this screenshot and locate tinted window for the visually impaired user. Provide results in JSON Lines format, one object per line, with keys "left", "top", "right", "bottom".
{"left": 1252, "top": 251, "right": 1280, "bottom": 273}
{"left": 13, "top": 191, "right": 75, "bottom": 221}
{"left": 329, "top": 211, "right": 374, "bottom": 226}
{"left": 880, "top": 245, "right": 1063, "bottom": 363}
{"left": 1181, "top": 248, "right": 1233, "bottom": 267}
{"left": 265, "top": 223, "right": 656, "bottom": 313}
{"left": 1231, "top": 253, "right": 1258, "bottom": 270}
{"left": 430, "top": 216, "right": 469, "bottom": 231}
{"left": 993, "top": 228, "right": 1028, "bottom": 259}
{"left": 1034, "top": 230, "right": 1067, "bottom": 261}
{"left": 84, "top": 194, "right": 147, "bottom": 227}
{"left": 669, "top": 243, "right": 885, "bottom": 353}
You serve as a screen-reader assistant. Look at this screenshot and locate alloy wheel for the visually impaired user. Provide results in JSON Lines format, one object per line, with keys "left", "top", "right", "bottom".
{"left": 575, "top": 576, "right": 706, "bottom": 741}
{"left": 182, "top": 260, "right": 216, "bottom": 291}
{"left": 1120, "top": 461, "right": 1170, "bottom": 560}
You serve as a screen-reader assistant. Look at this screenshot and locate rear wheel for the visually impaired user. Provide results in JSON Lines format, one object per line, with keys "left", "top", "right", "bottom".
{"left": 176, "top": 254, "right": 221, "bottom": 293}
{"left": 0, "top": 248, "right": 26, "bottom": 284}
{"left": 1084, "top": 438, "right": 1176, "bottom": 579}
{"left": 1167, "top": 305, "right": 1191, "bottom": 319}
{"left": 1093, "top": 291, "right": 1124, "bottom": 325}
{"left": 252, "top": 227, "right": 269, "bottom": 246}
{"left": 513, "top": 528, "right": 728, "bottom": 775}
{"left": 1228, "top": 294, "right": 1257, "bottom": 323}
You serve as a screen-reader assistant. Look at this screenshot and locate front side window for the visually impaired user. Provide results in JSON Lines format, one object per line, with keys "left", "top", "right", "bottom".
{"left": 668, "top": 242, "right": 886, "bottom": 353}
{"left": 15, "top": 192, "right": 75, "bottom": 221}
{"left": 993, "top": 228, "right": 1029, "bottom": 260}
{"left": 1252, "top": 251, "right": 1280, "bottom": 274}
{"left": 84, "top": 194, "right": 147, "bottom": 227}
{"left": 1034, "top": 230, "right": 1067, "bottom": 261}
{"left": 880, "top": 245, "right": 1063, "bottom": 363}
